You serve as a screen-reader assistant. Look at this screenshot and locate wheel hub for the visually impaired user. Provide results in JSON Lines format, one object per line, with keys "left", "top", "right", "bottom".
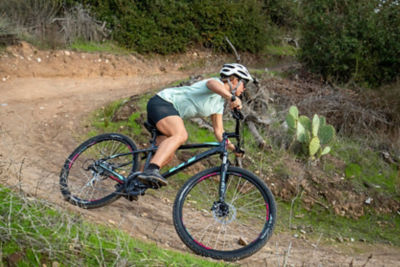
{"left": 211, "top": 201, "right": 237, "bottom": 224}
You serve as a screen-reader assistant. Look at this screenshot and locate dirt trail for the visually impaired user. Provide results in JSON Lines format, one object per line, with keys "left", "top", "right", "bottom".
{"left": 1, "top": 43, "right": 399, "bottom": 266}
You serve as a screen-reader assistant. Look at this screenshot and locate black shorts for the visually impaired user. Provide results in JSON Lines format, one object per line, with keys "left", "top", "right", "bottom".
{"left": 147, "top": 95, "right": 180, "bottom": 127}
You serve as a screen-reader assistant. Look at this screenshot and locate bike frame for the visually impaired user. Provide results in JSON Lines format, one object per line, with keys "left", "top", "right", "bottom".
{"left": 100, "top": 133, "right": 236, "bottom": 201}
{"left": 98, "top": 110, "right": 243, "bottom": 202}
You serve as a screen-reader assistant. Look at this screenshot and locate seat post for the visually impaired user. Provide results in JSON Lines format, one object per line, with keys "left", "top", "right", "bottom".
{"left": 144, "top": 121, "right": 159, "bottom": 145}
{"left": 150, "top": 129, "right": 158, "bottom": 144}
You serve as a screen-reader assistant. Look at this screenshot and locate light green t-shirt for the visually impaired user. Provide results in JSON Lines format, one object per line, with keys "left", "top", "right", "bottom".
{"left": 157, "top": 78, "right": 225, "bottom": 119}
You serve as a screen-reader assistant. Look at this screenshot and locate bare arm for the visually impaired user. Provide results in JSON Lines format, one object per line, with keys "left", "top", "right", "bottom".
{"left": 211, "top": 113, "right": 235, "bottom": 151}
{"left": 206, "top": 79, "right": 242, "bottom": 110}
{"left": 206, "top": 79, "right": 232, "bottom": 100}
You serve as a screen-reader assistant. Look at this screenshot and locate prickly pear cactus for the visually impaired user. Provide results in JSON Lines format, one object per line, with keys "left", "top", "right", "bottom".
{"left": 321, "top": 146, "right": 331, "bottom": 156}
{"left": 319, "top": 116, "right": 327, "bottom": 127}
{"left": 312, "top": 115, "right": 320, "bottom": 137}
{"left": 289, "top": 106, "right": 299, "bottom": 119}
{"left": 286, "top": 113, "right": 296, "bottom": 130}
{"left": 286, "top": 106, "right": 299, "bottom": 137}
{"left": 309, "top": 136, "right": 321, "bottom": 158}
{"left": 296, "top": 121, "right": 308, "bottom": 143}
{"left": 319, "top": 125, "right": 335, "bottom": 145}
{"left": 286, "top": 105, "right": 336, "bottom": 160}
{"left": 299, "top": 115, "right": 311, "bottom": 132}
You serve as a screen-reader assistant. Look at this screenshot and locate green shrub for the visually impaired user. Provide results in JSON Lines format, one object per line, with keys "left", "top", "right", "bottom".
{"left": 299, "top": 0, "right": 400, "bottom": 87}
{"left": 66, "top": 0, "right": 271, "bottom": 54}
{"left": 188, "top": 0, "right": 269, "bottom": 53}
{"left": 261, "top": 0, "right": 300, "bottom": 29}
{"left": 3, "top": 0, "right": 298, "bottom": 53}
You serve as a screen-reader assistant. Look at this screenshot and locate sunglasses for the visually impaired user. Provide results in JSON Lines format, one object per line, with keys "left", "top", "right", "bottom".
{"left": 240, "top": 79, "right": 248, "bottom": 87}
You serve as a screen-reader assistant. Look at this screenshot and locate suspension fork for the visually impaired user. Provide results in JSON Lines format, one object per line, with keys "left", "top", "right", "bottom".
{"left": 218, "top": 141, "right": 230, "bottom": 202}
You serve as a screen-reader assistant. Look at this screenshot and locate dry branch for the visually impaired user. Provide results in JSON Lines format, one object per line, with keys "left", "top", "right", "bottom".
{"left": 247, "top": 121, "right": 266, "bottom": 148}
{"left": 190, "top": 118, "right": 213, "bottom": 132}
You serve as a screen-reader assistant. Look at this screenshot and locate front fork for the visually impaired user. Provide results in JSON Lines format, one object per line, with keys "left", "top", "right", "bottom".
{"left": 211, "top": 148, "right": 231, "bottom": 218}
{"left": 218, "top": 148, "right": 230, "bottom": 202}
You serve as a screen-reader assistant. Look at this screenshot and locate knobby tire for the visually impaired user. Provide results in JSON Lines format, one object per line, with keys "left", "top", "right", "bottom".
{"left": 173, "top": 166, "right": 276, "bottom": 261}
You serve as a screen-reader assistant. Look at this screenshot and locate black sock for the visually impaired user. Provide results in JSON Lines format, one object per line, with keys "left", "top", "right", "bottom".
{"left": 147, "top": 163, "right": 160, "bottom": 171}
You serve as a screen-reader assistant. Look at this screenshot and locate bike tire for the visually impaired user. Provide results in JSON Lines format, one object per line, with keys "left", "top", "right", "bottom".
{"left": 60, "top": 133, "right": 139, "bottom": 209}
{"left": 173, "top": 166, "right": 276, "bottom": 261}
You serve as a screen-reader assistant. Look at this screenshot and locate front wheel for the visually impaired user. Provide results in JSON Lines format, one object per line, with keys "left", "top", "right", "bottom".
{"left": 173, "top": 166, "right": 276, "bottom": 261}
{"left": 60, "top": 133, "right": 139, "bottom": 209}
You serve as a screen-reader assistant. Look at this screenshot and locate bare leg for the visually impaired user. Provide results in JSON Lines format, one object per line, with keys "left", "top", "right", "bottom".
{"left": 150, "top": 115, "right": 188, "bottom": 168}
{"left": 153, "top": 135, "right": 174, "bottom": 166}
{"left": 137, "top": 116, "right": 187, "bottom": 186}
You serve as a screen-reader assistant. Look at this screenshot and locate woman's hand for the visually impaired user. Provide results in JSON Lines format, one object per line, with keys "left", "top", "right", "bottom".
{"left": 227, "top": 142, "right": 236, "bottom": 151}
{"left": 230, "top": 96, "right": 242, "bottom": 110}
{"left": 211, "top": 114, "right": 243, "bottom": 157}
{"left": 227, "top": 142, "right": 244, "bottom": 157}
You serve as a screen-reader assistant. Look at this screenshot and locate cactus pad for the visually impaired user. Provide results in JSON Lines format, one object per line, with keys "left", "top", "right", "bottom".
{"left": 319, "top": 125, "right": 335, "bottom": 145}
{"left": 289, "top": 106, "right": 299, "bottom": 119}
{"left": 286, "top": 113, "right": 296, "bottom": 130}
{"left": 321, "top": 146, "right": 331, "bottom": 155}
{"left": 312, "top": 114, "right": 320, "bottom": 137}
{"left": 296, "top": 121, "right": 308, "bottom": 143}
{"left": 309, "top": 136, "right": 321, "bottom": 157}
{"left": 299, "top": 115, "right": 311, "bottom": 131}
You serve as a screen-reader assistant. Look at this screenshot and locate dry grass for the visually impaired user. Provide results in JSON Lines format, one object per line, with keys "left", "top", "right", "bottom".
{"left": 0, "top": 0, "right": 108, "bottom": 47}
{"left": 56, "top": 3, "right": 109, "bottom": 45}
{"left": 0, "top": 173, "right": 224, "bottom": 266}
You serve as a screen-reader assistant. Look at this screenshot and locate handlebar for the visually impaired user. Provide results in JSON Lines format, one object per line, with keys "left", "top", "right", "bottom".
{"left": 220, "top": 109, "right": 245, "bottom": 166}
{"left": 224, "top": 109, "right": 244, "bottom": 138}
{"left": 232, "top": 109, "right": 245, "bottom": 155}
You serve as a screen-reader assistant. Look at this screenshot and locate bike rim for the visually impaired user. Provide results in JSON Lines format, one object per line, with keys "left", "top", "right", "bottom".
{"left": 64, "top": 138, "right": 134, "bottom": 204}
{"left": 179, "top": 170, "right": 271, "bottom": 253}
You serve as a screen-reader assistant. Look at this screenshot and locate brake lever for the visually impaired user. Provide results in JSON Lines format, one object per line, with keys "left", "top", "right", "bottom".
{"left": 232, "top": 109, "right": 244, "bottom": 120}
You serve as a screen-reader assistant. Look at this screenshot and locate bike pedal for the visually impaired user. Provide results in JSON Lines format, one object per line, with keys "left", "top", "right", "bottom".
{"left": 150, "top": 180, "right": 164, "bottom": 189}
{"left": 136, "top": 178, "right": 163, "bottom": 189}
{"left": 123, "top": 186, "right": 142, "bottom": 201}
{"left": 123, "top": 194, "right": 139, "bottom": 201}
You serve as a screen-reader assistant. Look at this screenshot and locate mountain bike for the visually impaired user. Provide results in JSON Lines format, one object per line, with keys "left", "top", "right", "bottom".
{"left": 59, "top": 109, "right": 276, "bottom": 261}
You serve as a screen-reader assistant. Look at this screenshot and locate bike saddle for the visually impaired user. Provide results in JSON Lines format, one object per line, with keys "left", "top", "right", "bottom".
{"left": 144, "top": 121, "right": 162, "bottom": 136}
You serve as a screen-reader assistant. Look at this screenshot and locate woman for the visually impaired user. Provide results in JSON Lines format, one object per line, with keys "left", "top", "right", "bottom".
{"left": 138, "top": 63, "right": 253, "bottom": 187}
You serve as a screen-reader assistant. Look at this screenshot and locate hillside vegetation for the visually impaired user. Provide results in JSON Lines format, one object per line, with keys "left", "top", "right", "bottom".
{"left": 1, "top": 0, "right": 399, "bottom": 87}
{"left": 0, "top": 186, "right": 229, "bottom": 266}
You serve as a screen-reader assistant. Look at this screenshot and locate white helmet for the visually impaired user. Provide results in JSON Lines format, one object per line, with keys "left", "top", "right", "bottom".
{"left": 220, "top": 63, "right": 253, "bottom": 82}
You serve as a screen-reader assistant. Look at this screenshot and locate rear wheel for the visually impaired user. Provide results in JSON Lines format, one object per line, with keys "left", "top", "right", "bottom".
{"left": 173, "top": 166, "right": 276, "bottom": 261}
{"left": 60, "top": 133, "right": 138, "bottom": 209}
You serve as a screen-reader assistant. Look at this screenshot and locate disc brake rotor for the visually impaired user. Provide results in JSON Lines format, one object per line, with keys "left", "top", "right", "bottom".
{"left": 211, "top": 202, "right": 237, "bottom": 224}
